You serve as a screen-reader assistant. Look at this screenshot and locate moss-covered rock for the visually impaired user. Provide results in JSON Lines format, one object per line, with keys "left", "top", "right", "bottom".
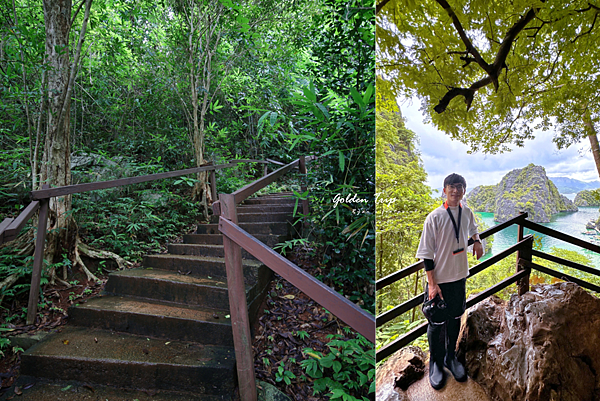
{"left": 469, "top": 164, "right": 577, "bottom": 223}
{"left": 573, "top": 189, "right": 600, "bottom": 206}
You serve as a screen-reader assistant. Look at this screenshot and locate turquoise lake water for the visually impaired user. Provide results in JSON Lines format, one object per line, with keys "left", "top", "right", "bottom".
{"left": 477, "top": 206, "right": 600, "bottom": 266}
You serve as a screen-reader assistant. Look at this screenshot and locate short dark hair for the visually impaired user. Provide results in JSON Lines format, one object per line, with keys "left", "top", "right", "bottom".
{"left": 443, "top": 173, "right": 467, "bottom": 189}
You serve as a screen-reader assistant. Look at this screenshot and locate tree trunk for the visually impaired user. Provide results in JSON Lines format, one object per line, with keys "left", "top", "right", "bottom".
{"left": 41, "top": 0, "right": 74, "bottom": 270}
{"left": 40, "top": 0, "right": 92, "bottom": 278}
{"left": 184, "top": 1, "right": 222, "bottom": 218}
{"left": 584, "top": 114, "right": 600, "bottom": 180}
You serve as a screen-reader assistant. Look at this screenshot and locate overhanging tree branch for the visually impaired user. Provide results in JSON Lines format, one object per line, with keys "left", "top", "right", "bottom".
{"left": 433, "top": 2, "right": 540, "bottom": 113}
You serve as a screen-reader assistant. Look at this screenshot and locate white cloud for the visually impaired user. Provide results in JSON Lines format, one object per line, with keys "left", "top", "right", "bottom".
{"left": 401, "top": 100, "right": 597, "bottom": 190}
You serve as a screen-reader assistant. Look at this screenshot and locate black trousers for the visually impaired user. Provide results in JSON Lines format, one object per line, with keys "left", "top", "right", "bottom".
{"left": 424, "top": 278, "right": 466, "bottom": 318}
{"left": 424, "top": 278, "right": 466, "bottom": 361}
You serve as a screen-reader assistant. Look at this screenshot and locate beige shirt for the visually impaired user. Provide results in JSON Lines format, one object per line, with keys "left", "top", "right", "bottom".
{"left": 415, "top": 202, "right": 478, "bottom": 284}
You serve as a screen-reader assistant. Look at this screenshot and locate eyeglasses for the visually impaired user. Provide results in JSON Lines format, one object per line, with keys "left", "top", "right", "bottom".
{"left": 447, "top": 184, "right": 465, "bottom": 192}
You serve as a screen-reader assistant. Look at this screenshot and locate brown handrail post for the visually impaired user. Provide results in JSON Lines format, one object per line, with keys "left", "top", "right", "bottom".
{"left": 298, "top": 156, "right": 309, "bottom": 228}
{"left": 27, "top": 187, "right": 50, "bottom": 325}
{"left": 209, "top": 169, "right": 217, "bottom": 203}
{"left": 219, "top": 193, "right": 257, "bottom": 401}
{"left": 263, "top": 164, "right": 268, "bottom": 177}
{"left": 516, "top": 212, "right": 531, "bottom": 295}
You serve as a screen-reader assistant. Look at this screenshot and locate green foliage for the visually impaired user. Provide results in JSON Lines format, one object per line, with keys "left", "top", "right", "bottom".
{"left": 273, "top": 238, "right": 310, "bottom": 256}
{"left": 74, "top": 191, "right": 202, "bottom": 261}
{"left": 0, "top": 253, "right": 35, "bottom": 302}
{"left": 376, "top": 316, "right": 428, "bottom": 353}
{"left": 377, "top": 0, "right": 600, "bottom": 162}
{"left": 574, "top": 189, "right": 600, "bottom": 207}
{"left": 375, "top": 76, "right": 437, "bottom": 323}
{"left": 300, "top": 334, "right": 375, "bottom": 401}
{"left": 275, "top": 361, "right": 296, "bottom": 385}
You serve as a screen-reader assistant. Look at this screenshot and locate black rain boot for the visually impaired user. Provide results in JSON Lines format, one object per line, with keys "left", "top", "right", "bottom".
{"left": 427, "top": 321, "right": 447, "bottom": 390}
{"left": 444, "top": 316, "right": 467, "bottom": 382}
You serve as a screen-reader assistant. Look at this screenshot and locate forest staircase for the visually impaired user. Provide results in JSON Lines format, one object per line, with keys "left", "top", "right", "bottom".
{"left": 10, "top": 194, "right": 297, "bottom": 400}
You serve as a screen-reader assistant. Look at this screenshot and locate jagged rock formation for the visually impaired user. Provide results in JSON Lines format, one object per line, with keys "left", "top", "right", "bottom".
{"left": 376, "top": 345, "right": 492, "bottom": 401}
{"left": 459, "top": 283, "right": 600, "bottom": 401}
{"left": 466, "top": 185, "right": 495, "bottom": 213}
{"left": 574, "top": 189, "right": 600, "bottom": 206}
{"left": 467, "top": 164, "right": 577, "bottom": 223}
{"left": 376, "top": 346, "right": 425, "bottom": 401}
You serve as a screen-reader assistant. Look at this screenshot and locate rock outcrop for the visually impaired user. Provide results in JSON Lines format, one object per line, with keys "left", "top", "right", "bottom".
{"left": 376, "top": 346, "right": 425, "bottom": 401}
{"left": 459, "top": 283, "right": 600, "bottom": 401}
{"left": 467, "top": 164, "right": 577, "bottom": 223}
{"left": 574, "top": 189, "right": 600, "bottom": 206}
{"left": 376, "top": 345, "right": 492, "bottom": 401}
{"left": 466, "top": 185, "right": 495, "bottom": 213}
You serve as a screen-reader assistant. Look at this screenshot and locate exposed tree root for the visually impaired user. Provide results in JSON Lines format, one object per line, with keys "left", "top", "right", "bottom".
{"left": 0, "top": 273, "right": 19, "bottom": 305}
{"left": 76, "top": 239, "right": 133, "bottom": 282}
{"left": 0, "top": 226, "right": 131, "bottom": 298}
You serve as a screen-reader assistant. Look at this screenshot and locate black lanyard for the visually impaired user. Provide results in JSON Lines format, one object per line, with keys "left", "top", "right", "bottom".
{"left": 444, "top": 201, "right": 461, "bottom": 244}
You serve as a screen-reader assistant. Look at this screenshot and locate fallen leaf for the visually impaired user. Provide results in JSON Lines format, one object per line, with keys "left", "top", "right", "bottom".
{"left": 225, "top": 315, "right": 230, "bottom": 318}
{"left": 94, "top": 338, "right": 98, "bottom": 343}
{"left": 60, "top": 385, "right": 72, "bottom": 391}
{"left": 282, "top": 295, "right": 295, "bottom": 300}
{"left": 83, "top": 384, "right": 94, "bottom": 392}
{"left": 62, "top": 340, "right": 69, "bottom": 345}
{"left": 165, "top": 341, "right": 171, "bottom": 345}
{"left": 23, "top": 383, "right": 34, "bottom": 390}
{"left": 14, "top": 387, "right": 22, "bottom": 395}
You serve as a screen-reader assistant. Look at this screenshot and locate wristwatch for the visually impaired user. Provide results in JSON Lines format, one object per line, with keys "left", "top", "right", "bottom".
{"left": 473, "top": 239, "right": 481, "bottom": 243}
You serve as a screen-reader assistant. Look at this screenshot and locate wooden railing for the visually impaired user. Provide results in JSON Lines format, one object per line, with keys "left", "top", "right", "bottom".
{"left": 0, "top": 159, "right": 274, "bottom": 325}
{"left": 0, "top": 155, "right": 376, "bottom": 401}
{"left": 376, "top": 212, "right": 600, "bottom": 361}
{"left": 216, "top": 155, "right": 375, "bottom": 401}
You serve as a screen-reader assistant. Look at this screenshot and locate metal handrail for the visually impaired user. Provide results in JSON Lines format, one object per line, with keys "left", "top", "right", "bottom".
{"left": 0, "top": 158, "right": 284, "bottom": 325}
{"left": 217, "top": 154, "right": 371, "bottom": 401}
{"left": 376, "top": 210, "right": 600, "bottom": 362}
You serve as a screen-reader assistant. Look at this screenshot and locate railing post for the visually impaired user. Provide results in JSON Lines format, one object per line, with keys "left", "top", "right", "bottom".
{"left": 27, "top": 187, "right": 49, "bottom": 325}
{"left": 219, "top": 193, "right": 257, "bottom": 401}
{"left": 263, "top": 164, "right": 268, "bottom": 177}
{"left": 516, "top": 213, "right": 531, "bottom": 295}
{"left": 210, "top": 169, "right": 217, "bottom": 203}
{"left": 298, "top": 156, "right": 309, "bottom": 228}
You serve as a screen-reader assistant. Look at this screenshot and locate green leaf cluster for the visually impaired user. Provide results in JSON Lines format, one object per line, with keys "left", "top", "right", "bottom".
{"left": 375, "top": 76, "right": 437, "bottom": 326}
{"left": 300, "top": 334, "right": 375, "bottom": 401}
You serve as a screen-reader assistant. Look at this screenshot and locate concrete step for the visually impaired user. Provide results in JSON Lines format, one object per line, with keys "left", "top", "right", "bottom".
{"left": 237, "top": 204, "right": 296, "bottom": 213}
{"left": 1, "top": 376, "right": 231, "bottom": 400}
{"left": 210, "top": 211, "right": 296, "bottom": 224}
{"left": 183, "top": 233, "right": 289, "bottom": 247}
{"left": 168, "top": 243, "right": 257, "bottom": 261}
{"left": 68, "top": 295, "right": 233, "bottom": 346}
{"left": 142, "top": 254, "right": 264, "bottom": 284}
{"left": 103, "top": 268, "right": 232, "bottom": 309}
{"left": 242, "top": 197, "right": 295, "bottom": 205}
{"left": 20, "top": 326, "right": 235, "bottom": 395}
{"left": 196, "top": 222, "right": 289, "bottom": 236}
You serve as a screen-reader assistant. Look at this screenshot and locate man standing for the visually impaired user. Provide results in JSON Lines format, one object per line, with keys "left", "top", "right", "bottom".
{"left": 416, "top": 173, "right": 483, "bottom": 389}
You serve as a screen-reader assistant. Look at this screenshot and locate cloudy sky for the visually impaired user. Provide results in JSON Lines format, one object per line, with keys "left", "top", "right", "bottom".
{"left": 401, "top": 99, "right": 599, "bottom": 192}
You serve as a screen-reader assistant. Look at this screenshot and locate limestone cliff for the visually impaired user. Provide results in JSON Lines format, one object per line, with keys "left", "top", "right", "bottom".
{"left": 466, "top": 185, "right": 495, "bottom": 213}
{"left": 574, "top": 189, "right": 600, "bottom": 206}
{"left": 460, "top": 283, "right": 600, "bottom": 401}
{"left": 467, "top": 164, "right": 578, "bottom": 223}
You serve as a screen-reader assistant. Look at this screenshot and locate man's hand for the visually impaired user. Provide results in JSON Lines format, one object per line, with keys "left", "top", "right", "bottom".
{"left": 428, "top": 283, "right": 443, "bottom": 301}
{"left": 473, "top": 241, "right": 484, "bottom": 260}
